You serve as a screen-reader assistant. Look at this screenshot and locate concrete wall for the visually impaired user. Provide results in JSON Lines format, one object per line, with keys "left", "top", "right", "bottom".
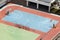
{"left": 10, "top": 0, "right": 26, "bottom": 6}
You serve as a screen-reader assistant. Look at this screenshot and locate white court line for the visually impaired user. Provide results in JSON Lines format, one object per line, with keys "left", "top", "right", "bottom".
{"left": 0, "top": 3, "right": 60, "bottom": 17}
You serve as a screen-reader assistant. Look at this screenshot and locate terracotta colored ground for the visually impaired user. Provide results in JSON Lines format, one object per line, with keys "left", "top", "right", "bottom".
{"left": 0, "top": 3, "right": 60, "bottom": 40}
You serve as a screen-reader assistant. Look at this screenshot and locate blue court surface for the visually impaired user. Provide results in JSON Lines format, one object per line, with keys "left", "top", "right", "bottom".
{"left": 2, "top": 10, "right": 58, "bottom": 32}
